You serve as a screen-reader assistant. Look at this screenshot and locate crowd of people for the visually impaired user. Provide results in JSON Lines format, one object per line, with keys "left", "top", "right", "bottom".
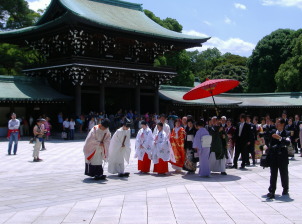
{"left": 82, "top": 111, "right": 301, "bottom": 199}
{"left": 6, "top": 109, "right": 302, "bottom": 199}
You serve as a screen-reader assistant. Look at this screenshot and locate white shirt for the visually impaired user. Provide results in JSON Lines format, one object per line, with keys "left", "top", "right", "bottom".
{"left": 63, "top": 121, "right": 70, "bottom": 128}
{"left": 8, "top": 119, "right": 20, "bottom": 130}
{"left": 69, "top": 121, "right": 75, "bottom": 129}
{"left": 239, "top": 122, "right": 244, "bottom": 137}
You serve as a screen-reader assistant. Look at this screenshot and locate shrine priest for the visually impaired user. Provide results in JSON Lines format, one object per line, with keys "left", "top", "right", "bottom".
{"left": 135, "top": 121, "right": 153, "bottom": 173}
{"left": 108, "top": 119, "right": 132, "bottom": 177}
{"left": 83, "top": 119, "right": 111, "bottom": 180}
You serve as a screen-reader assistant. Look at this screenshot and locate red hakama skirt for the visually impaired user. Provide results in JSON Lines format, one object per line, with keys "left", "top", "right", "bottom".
{"left": 153, "top": 158, "right": 168, "bottom": 174}
{"left": 138, "top": 153, "right": 151, "bottom": 173}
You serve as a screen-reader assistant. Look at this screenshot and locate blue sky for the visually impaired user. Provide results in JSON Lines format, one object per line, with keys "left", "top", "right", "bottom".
{"left": 27, "top": 0, "right": 302, "bottom": 57}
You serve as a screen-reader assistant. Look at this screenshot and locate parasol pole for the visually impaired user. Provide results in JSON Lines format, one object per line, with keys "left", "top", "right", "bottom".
{"left": 210, "top": 90, "right": 219, "bottom": 116}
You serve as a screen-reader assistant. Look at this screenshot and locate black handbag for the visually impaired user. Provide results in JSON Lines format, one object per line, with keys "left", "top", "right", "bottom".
{"left": 260, "top": 154, "right": 270, "bottom": 168}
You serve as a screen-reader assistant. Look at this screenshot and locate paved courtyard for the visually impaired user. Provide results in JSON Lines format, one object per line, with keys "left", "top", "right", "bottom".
{"left": 0, "top": 138, "right": 302, "bottom": 224}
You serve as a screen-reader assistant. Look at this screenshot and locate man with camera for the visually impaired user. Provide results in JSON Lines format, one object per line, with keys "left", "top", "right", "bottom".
{"left": 267, "top": 118, "right": 290, "bottom": 199}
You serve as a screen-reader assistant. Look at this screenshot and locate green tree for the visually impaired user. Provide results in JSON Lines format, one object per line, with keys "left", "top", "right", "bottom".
{"left": 187, "top": 48, "right": 223, "bottom": 80}
{"left": 0, "top": 0, "right": 40, "bottom": 29}
{"left": 222, "top": 53, "right": 247, "bottom": 66}
{"left": 211, "top": 64, "right": 248, "bottom": 93}
{"left": 275, "top": 34, "right": 302, "bottom": 92}
{"left": 144, "top": 10, "right": 182, "bottom": 32}
{"left": 166, "top": 50, "right": 195, "bottom": 86}
{"left": 145, "top": 9, "right": 192, "bottom": 85}
{"left": 0, "top": 43, "right": 44, "bottom": 75}
{"left": 247, "top": 29, "right": 295, "bottom": 93}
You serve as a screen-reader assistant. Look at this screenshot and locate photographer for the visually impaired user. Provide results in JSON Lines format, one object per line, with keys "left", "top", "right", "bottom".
{"left": 267, "top": 118, "right": 290, "bottom": 199}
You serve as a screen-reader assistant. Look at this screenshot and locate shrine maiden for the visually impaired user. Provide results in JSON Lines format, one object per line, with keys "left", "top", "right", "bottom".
{"left": 83, "top": 119, "right": 111, "bottom": 180}
{"left": 135, "top": 121, "right": 153, "bottom": 173}
{"left": 152, "top": 122, "right": 175, "bottom": 175}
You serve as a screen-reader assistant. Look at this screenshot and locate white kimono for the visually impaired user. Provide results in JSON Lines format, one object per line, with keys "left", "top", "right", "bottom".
{"left": 135, "top": 127, "right": 153, "bottom": 160}
{"left": 152, "top": 130, "right": 175, "bottom": 164}
{"left": 108, "top": 127, "right": 131, "bottom": 174}
{"left": 83, "top": 125, "right": 111, "bottom": 165}
{"left": 153, "top": 122, "right": 171, "bottom": 137}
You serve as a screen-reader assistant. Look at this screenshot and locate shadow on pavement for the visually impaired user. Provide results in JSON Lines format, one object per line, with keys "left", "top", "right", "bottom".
{"left": 106, "top": 175, "right": 130, "bottom": 181}
{"left": 181, "top": 173, "right": 241, "bottom": 182}
{"left": 261, "top": 194, "right": 294, "bottom": 203}
{"left": 82, "top": 177, "right": 108, "bottom": 184}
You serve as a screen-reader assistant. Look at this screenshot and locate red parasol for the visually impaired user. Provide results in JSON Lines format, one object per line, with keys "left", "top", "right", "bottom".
{"left": 183, "top": 78, "right": 240, "bottom": 115}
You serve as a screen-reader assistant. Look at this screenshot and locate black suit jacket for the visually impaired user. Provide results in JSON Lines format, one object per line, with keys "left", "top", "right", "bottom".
{"left": 269, "top": 129, "right": 290, "bottom": 165}
{"left": 235, "top": 122, "right": 253, "bottom": 146}
{"left": 249, "top": 123, "right": 257, "bottom": 143}
{"left": 293, "top": 121, "right": 301, "bottom": 138}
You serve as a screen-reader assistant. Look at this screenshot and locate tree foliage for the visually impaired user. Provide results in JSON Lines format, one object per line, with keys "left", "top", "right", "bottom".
{"left": 143, "top": 10, "right": 182, "bottom": 33}
{"left": 211, "top": 64, "right": 248, "bottom": 93}
{"left": 247, "top": 29, "right": 295, "bottom": 93}
{"left": 0, "top": 43, "right": 44, "bottom": 75}
{"left": 187, "top": 48, "right": 223, "bottom": 80}
{"left": 144, "top": 10, "right": 193, "bottom": 86}
{"left": 0, "top": 0, "right": 40, "bottom": 29}
{"left": 275, "top": 34, "right": 302, "bottom": 92}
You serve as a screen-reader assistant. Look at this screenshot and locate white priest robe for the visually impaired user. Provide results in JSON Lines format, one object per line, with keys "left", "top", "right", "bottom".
{"left": 135, "top": 127, "right": 153, "bottom": 160}
{"left": 108, "top": 127, "right": 131, "bottom": 174}
{"left": 83, "top": 125, "right": 111, "bottom": 177}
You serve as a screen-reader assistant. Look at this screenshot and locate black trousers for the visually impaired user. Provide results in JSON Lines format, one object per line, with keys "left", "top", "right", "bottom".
{"left": 234, "top": 143, "right": 249, "bottom": 168}
{"left": 248, "top": 144, "right": 256, "bottom": 164}
{"left": 293, "top": 141, "right": 300, "bottom": 153}
{"left": 269, "top": 164, "right": 289, "bottom": 193}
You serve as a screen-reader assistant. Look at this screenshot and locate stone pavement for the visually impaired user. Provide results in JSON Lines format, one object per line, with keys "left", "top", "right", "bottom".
{"left": 0, "top": 138, "right": 302, "bottom": 224}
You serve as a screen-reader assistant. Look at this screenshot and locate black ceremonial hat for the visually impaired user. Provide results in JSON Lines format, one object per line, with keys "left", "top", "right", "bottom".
{"left": 101, "top": 118, "right": 110, "bottom": 128}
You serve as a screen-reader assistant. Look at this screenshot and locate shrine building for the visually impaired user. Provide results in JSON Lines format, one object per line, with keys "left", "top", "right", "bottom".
{"left": 0, "top": 0, "right": 210, "bottom": 118}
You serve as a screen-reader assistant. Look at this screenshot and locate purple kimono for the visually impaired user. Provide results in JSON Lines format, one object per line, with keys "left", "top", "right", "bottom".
{"left": 193, "top": 127, "right": 211, "bottom": 177}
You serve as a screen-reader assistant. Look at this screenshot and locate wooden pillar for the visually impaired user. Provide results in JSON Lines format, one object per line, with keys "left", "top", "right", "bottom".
{"left": 75, "top": 84, "right": 81, "bottom": 116}
{"left": 99, "top": 84, "right": 105, "bottom": 113}
{"left": 135, "top": 86, "right": 141, "bottom": 116}
{"left": 154, "top": 88, "right": 159, "bottom": 114}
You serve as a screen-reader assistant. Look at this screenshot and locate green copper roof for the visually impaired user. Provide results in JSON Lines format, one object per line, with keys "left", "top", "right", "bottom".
{"left": 0, "top": 76, "right": 72, "bottom": 102}
{"left": 59, "top": 0, "right": 209, "bottom": 42}
{"left": 159, "top": 85, "right": 242, "bottom": 107}
{"left": 159, "top": 85, "right": 302, "bottom": 108}
{"left": 0, "top": 0, "right": 210, "bottom": 44}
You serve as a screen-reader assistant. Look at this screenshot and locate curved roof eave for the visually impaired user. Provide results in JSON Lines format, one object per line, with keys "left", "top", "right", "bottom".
{"left": 58, "top": 0, "right": 210, "bottom": 44}
{"left": 0, "top": 13, "right": 69, "bottom": 40}
{"left": 0, "top": 0, "right": 210, "bottom": 46}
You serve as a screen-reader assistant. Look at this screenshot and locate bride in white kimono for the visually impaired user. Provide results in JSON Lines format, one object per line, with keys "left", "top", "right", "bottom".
{"left": 108, "top": 119, "right": 132, "bottom": 177}
{"left": 83, "top": 119, "right": 111, "bottom": 180}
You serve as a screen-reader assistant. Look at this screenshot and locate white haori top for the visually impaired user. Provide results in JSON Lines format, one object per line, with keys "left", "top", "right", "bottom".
{"left": 153, "top": 122, "right": 171, "bottom": 137}
{"left": 83, "top": 125, "right": 111, "bottom": 165}
{"left": 135, "top": 127, "right": 153, "bottom": 161}
{"left": 151, "top": 130, "right": 175, "bottom": 164}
